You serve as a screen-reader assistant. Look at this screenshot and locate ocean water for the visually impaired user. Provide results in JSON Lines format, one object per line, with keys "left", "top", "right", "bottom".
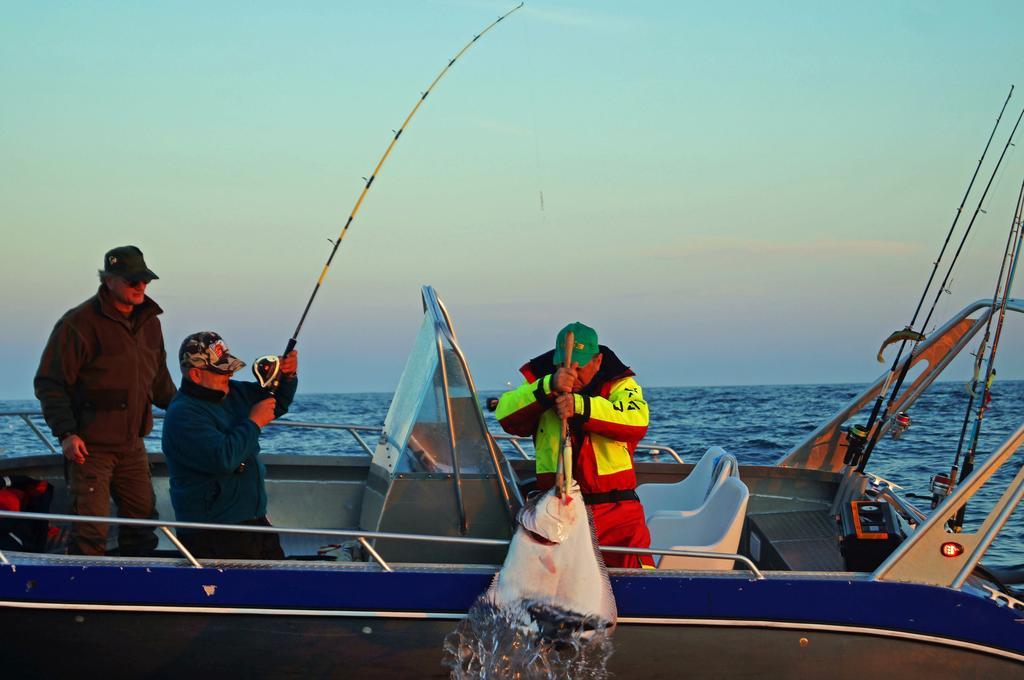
{"left": 2, "top": 381, "right": 1022, "bottom": 566}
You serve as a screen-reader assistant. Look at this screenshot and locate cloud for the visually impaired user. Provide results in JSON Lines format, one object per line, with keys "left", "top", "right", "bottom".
{"left": 653, "top": 236, "right": 920, "bottom": 260}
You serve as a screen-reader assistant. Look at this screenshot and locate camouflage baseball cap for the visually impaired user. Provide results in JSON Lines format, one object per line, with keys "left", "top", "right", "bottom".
{"left": 179, "top": 332, "right": 245, "bottom": 375}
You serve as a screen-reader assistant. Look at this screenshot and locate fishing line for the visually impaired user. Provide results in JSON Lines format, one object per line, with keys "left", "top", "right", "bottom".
{"left": 519, "top": 8, "right": 548, "bottom": 225}
{"left": 283, "top": 3, "right": 524, "bottom": 356}
{"left": 850, "top": 87, "right": 1014, "bottom": 467}
{"left": 939, "top": 146, "right": 1018, "bottom": 326}
{"left": 857, "top": 96, "right": 1024, "bottom": 472}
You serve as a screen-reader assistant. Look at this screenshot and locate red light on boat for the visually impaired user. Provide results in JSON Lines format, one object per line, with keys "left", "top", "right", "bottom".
{"left": 940, "top": 542, "right": 964, "bottom": 558}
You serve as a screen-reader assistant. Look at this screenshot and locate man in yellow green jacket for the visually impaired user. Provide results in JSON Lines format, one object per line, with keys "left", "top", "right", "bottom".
{"left": 496, "top": 322, "right": 653, "bottom": 568}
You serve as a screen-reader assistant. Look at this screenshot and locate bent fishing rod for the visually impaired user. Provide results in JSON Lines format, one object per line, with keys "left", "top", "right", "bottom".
{"left": 281, "top": 3, "right": 524, "bottom": 357}
{"left": 856, "top": 96, "right": 1024, "bottom": 473}
{"left": 948, "top": 175, "right": 1024, "bottom": 530}
{"left": 843, "top": 86, "right": 1014, "bottom": 469}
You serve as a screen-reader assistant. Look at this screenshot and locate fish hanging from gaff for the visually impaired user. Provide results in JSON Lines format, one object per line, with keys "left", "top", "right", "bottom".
{"left": 444, "top": 331, "right": 617, "bottom": 678}
{"left": 486, "top": 483, "right": 617, "bottom": 630}
{"left": 443, "top": 483, "right": 618, "bottom": 679}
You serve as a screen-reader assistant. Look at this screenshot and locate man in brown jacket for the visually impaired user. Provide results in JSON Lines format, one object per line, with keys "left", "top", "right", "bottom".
{"left": 34, "top": 246, "right": 176, "bottom": 555}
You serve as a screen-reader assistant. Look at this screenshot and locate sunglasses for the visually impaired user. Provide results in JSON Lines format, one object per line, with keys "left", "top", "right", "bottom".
{"left": 120, "top": 277, "right": 150, "bottom": 289}
{"left": 201, "top": 364, "right": 234, "bottom": 375}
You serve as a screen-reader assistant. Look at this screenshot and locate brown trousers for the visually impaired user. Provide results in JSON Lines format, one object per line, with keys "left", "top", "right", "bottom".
{"left": 68, "top": 442, "right": 158, "bottom": 556}
{"left": 179, "top": 517, "right": 284, "bottom": 561}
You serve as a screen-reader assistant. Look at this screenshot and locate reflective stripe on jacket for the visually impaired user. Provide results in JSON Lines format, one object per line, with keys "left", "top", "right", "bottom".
{"left": 495, "top": 346, "right": 649, "bottom": 495}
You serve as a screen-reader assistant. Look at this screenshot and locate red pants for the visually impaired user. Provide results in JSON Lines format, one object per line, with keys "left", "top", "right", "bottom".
{"left": 0, "top": 489, "right": 25, "bottom": 512}
{"left": 591, "top": 499, "right": 654, "bottom": 569}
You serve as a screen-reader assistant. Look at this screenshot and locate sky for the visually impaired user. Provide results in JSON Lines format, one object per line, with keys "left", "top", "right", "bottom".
{"left": 2, "top": 1, "right": 1024, "bottom": 400}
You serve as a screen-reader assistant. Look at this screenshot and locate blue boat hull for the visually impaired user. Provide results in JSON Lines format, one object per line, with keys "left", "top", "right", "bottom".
{"left": 2, "top": 561, "right": 1022, "bottom": 677}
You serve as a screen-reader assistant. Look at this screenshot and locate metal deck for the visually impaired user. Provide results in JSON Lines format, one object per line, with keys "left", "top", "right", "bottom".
{"left": 747, "top": 498, "right": 845, "bottom": 571}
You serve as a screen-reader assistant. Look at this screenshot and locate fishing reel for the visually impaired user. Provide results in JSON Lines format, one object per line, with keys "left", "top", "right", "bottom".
{"left": 843, "top": 423, "right": 868, "bottom": 466}
{"left": 929, "top": 471, "right": 953, "bottom": 510}
{"left": 891, "top": 411, "right": 911, "bottom": 439}
{"left": 252, "top": 355, "right": 282, "bottom": 396}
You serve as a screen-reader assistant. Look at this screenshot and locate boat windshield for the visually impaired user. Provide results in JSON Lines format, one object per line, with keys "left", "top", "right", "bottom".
{"left": 375, "top": 304, "right": 496, "bottom": 476}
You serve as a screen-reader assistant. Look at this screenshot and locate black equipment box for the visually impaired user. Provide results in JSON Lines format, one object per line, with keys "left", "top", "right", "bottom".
{"left": 839, "top": 500, "right": 905, "bottom": 572}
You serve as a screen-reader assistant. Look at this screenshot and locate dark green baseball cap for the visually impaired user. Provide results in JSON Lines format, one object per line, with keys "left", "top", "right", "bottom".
{"left": 103, "top": 245, "right": 159, "bottom": 283}
{"left": 553, "top": 322, "right": 599, "bottom": 367}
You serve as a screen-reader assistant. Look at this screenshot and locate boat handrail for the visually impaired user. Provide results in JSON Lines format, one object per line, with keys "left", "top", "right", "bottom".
{"left": 491, "top": 432, "right": 685, "bottom": 465}
{"left": 0, "top": 508, "right": 762, "bottom": 579}
{"left": 0, "top": 411, "right": 61, "bottom": 456}
{"left": 877, "top": 488, "right": 926, "bottom": 528}
{"left": 0, "top": 410, "right": 683, "bottom": 464}
{"left": 0, "top": 410, "right": 384, "bottom": 458}
{"left": 872, "top": 421, "right": 1024, "bottom": 588}
{"left": 778, "top": 297, "right": 1024, "bottom": 471}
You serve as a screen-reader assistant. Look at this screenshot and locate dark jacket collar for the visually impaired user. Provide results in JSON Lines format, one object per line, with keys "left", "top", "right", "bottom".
{"left": 94, "top": 285, "right": 162, "bottom": 328}
{"left": 180, "top": 378, "right": 228, "bottom": 402}
{"left": 520, "top": 345, "right": 634, "bottom": 396}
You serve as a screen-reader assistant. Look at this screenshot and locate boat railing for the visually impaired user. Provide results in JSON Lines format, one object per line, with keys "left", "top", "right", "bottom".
{"left": 779, "top": 298, "right": 1024, "bottom": 471}
{"left": 262, "top": 420, "right": 381, "bottom": 455}
{"left": 872, "top": 421, "right": 1024, "bottom": 589}
{"left": 0, "top": 411, "right": 61, "bottom": 456}
{"left": 0, "top": 508, "right": 762, "bottom": 578}
{"left": 491, "top": 432, "right": 685, "bottom": 464}
{"left": 0, "top": 411, "right": 682, "bottom": 464}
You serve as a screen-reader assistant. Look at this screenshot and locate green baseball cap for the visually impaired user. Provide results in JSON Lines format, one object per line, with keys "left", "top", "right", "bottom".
{"left": 553, "top": 322, "right": 599, "bottom": 367}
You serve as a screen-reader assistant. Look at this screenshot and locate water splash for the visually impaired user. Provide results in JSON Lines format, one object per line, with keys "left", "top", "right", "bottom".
{"left": 442, "top": 599, "right": 613, "bottom": 680}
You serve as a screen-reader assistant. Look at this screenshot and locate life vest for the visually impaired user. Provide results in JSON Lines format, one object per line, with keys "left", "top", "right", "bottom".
{"left": 0, "top": 475, "right": 54, "bottom": 552}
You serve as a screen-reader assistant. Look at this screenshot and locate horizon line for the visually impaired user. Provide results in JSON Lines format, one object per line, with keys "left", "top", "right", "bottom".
{"left": 1, "top": 376, "right": 1019, "bottom": 403}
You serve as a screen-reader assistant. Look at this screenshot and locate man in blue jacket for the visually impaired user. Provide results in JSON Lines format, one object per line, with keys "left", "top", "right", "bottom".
{"left": 162, "top": 331, "right": 297, "bottom": 560}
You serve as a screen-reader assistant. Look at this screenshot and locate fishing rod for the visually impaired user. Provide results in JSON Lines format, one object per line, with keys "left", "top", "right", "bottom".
{"left": 281, "top": 3, "right": 524, "bottom": 357}
{"left": 947, "top": 176, "right": 1024, "bottom": 481}
{"left": 856, "top": 97, "right": 1024, "bottom": 473}
{"left": 947, "top": 175, "right": 1024, "bottom": 530}
{"left": 842, "top": 86, "right": 1015, "bottom": 469}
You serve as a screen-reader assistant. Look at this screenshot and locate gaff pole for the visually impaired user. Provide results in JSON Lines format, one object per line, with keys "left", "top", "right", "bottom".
{"left": 848, "top": 86, "right": 1013, "bottom": 467}
{"left": 555, "top": 331, "right": 575, "bottom": 502}
{"left": 858, "top": 98, "right": 1024, "bottom": 472}
{"left": 283, "top": 3, "right": 524, "bottom": 356}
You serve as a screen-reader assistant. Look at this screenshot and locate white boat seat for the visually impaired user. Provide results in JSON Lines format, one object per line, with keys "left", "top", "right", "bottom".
{"left": 637, "top": 446, "right": 738, "bottom": 518}
{"left": 648, "top": 476, "right": 750, "bottom": 571}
